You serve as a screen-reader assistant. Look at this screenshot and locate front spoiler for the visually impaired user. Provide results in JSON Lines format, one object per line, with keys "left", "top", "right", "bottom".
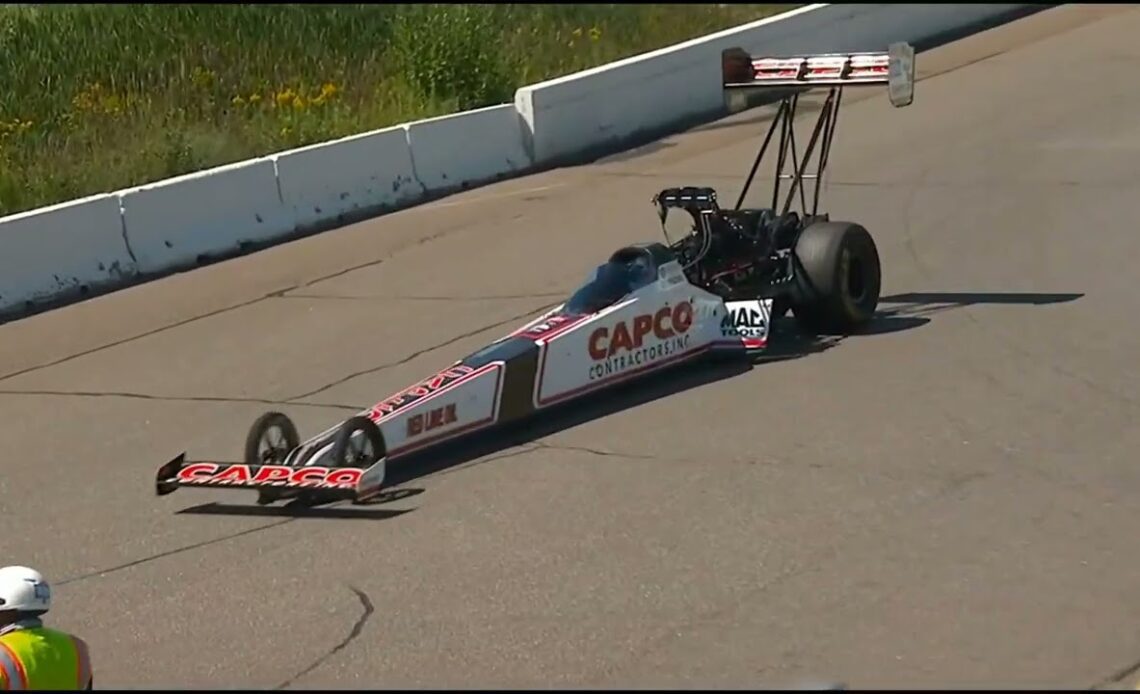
{"left": 154, "top": 453, "right": 386, "bottom": 502}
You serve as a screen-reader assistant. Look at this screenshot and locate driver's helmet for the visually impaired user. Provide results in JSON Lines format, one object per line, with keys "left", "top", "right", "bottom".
{"left": 625, "top": 254, "right": 655, "bottom": 288}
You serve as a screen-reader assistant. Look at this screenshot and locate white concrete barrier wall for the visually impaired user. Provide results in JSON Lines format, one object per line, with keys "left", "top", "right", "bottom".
{"left": 0, "top": 3, "right": 1045, "bottom": 317}
{"left": 273, "top": 125, "right": 422, "bottom": 231}
{"left": 515, "top": 3, "right": 1042, "bottom": 166}
{"left": 0, "top": 194, "right": 135, "bottom": 314}
{"left": 514, "top": 4, "right": 828, "bottom": 166}
{"left": 119, "top": 157, "right": 292, "bottom": 275}
{"left": 405, "top": 104, "right": 532, "bottom": 195}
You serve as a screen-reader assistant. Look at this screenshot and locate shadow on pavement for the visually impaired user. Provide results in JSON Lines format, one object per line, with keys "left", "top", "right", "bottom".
{"left": 882, "top": 291, "right": 1083, "bottom": 306}
{"left": 877, "top": 291, "right": 1083, "bottom": 320}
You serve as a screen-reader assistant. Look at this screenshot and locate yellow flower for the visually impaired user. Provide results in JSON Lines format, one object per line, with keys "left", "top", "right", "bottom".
{"left": 231, "top": 95, "right": 246, "bottom": 106}
{"left": 72, "top": 83, "right": 101, "bottom": 113}
{"left": 0, "top": 119, "right": 34, "bottom": 138}
{"left": 571, "top": 27, "right": 583, "bottom": 38}
{"left": 291, "top": 93, "right": 306, "bottom": 110}
{"left": 71, "top": 83, "right": 126, "bottom": 117}
{"left": 248, "top": 93, "right": 262, "bottom": 104}
{"left": 589, "top": 26, "right": 602, "bottom": 41}
{"left": 312, "top": 82, "right": 340, "bottom": 107}
{"left": 190, "top": 66, "right": 216, "bottom": 89}
{"left": 274, "top": 88, "right": 295, "bottom": 108}
{"left": 101, "top": 93, "right": 122, "bottom": 116}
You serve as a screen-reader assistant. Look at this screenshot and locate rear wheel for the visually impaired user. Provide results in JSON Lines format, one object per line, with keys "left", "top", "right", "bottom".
{"left": 791, "top": 221, "right": 881, "bottom": 335}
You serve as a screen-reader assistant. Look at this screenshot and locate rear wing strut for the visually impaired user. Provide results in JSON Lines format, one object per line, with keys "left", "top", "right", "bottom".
{"left": 720, "top": 43, "right": 915, "bottom": 216}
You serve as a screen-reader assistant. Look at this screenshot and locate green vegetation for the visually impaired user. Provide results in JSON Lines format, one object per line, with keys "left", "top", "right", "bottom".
{"left": 0, "top": 3, "right": 794, "bottom": 216}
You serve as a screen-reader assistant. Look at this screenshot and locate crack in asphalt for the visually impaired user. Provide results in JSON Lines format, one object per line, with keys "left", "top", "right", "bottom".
{"left": 0, "top": 299, "right": 564, "bottom": 413}
{"left": 531, "top": 441, "right": 659, "bottom": 461}
{"left": 1093, "top": 656, "right": 1140, "bottom": 690}
{"left": 432, "top": 444, "right": 544, "bottom": 478}
{"left": 0, "top": 288, "right": 291, "bottom": 384}
{"left": 275, "top": 585, "right": 375, "bottom": 690}
{"left": 0, "top": 389, "right": 363, "bottom": 412}
{"left": 530, "top": 441, "right": 801, "bottom": 470}
{"left": 581, "top": 471, "right": 994, "bottom": 687}
{"left": 285, "top": 300, "right": 559, "bottom": 403}
{"left": 280, "top": 223, "right": 471, "bottom": 296}
{"left": 50, "top": 446, "right": 544, "bottom": 592}
{"left": 56, "top": 518, "right": 297, "bottom": 586}
{"left": 0, "top": 204, "right": 505, "bottom": 385}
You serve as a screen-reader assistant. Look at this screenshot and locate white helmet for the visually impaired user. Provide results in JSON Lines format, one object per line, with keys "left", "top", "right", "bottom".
{"left": 0, "top": 566, "right": 52, "bottom": 614}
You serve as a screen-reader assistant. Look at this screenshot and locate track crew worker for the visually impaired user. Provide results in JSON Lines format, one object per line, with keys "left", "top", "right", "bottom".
{"left": 0, "top": 566, "right": 92, "bottom": 690}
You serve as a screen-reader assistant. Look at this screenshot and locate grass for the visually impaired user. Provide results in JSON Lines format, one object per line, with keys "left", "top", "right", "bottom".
{"left": 0, "top": 3, "right": 796, "bottom": 217}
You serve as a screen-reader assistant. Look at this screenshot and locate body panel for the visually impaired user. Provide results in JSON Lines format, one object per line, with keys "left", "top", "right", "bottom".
{"left": 295, "top": 260, "right": 767, "bottom": 466}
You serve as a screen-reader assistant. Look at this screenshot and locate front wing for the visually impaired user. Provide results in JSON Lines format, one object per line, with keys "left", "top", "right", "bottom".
{"left": 154, "top": 453, "right": 386, "bottom": 502}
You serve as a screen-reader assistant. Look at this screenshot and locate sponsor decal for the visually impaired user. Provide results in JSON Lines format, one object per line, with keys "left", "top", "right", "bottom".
{"left": 587, "top": 301, "right": 693, "bottom": 380}
{"left": 721, "top": 301, "right": 768, "bottom": 340}
{"left": 366, "top": 365, "right": 475, "bottom": 421}
{"left": 406, "top": 403, "right": 458, "bottom": 437}
{"left": 176, "top": 463, "right": 363, "bottom": 490}
{"left": 518, "top": 313, "right": 578, "bottom": 339}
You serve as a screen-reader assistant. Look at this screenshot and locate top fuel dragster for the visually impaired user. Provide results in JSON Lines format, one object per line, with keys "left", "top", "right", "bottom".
{"left": 154, "top": 42, "right": 916, "bottom": 506}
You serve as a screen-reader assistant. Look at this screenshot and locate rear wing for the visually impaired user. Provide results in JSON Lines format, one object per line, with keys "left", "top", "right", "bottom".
{"left": 723, "top": 42, "right": 915, "bottom": 108}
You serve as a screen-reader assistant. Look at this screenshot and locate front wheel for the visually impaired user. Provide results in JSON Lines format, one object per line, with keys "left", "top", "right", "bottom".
{"left": 791, "top": 221, "right": 881, "bottom": 335}
{"left": 329, "top": 416, "right": 387, "bottom": 468}
{"left": 244, "top": 411, "right": 300, "bottom": 466}
{"left": 245, "top": 411, "right": 301, "bottom": 506}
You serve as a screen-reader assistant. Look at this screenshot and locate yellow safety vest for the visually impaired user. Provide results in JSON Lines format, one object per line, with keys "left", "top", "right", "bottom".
{"left": 0, "top": 622, "right": 91, "bottom": 691}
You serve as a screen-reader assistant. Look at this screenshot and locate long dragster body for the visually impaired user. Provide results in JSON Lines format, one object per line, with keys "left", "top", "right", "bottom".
{"left": 155, "top": 244, "right": 773, "bottom": 505}
{"left": 155, "top": 42, "right": 916, "bottom": 507}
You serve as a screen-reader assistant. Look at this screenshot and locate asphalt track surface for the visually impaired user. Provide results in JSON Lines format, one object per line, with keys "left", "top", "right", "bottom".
{"left": 2, "top": 6, "right": 1139, "bottom": 689}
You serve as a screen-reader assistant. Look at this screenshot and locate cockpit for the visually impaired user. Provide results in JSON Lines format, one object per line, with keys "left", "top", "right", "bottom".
{"left": 563, "top": 247, "right": 660, "bottom": 315}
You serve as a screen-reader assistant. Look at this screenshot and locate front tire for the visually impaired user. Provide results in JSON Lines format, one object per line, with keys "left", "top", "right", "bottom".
{"left": 244, "top": 411, "right": 300, "bottom": 466}
{"left": 245, "top": 411, "right": 301, "bottom": 506}
{"left": 329, "top": 416, "right": 387, "bottom": 468}
{"left": 791, "top": 221, "right": 881, "bottom": 335}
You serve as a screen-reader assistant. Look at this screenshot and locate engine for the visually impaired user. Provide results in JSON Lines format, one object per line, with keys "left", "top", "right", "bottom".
{"left": 653, "top": 186, "right": 805, "bottom": 298}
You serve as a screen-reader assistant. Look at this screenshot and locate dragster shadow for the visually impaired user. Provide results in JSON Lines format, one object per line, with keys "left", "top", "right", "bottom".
{"left": 876, "top": 291, "right": 1083, "bottom": 321}
{"left": 793, "top": 290, "right": 1083, "bottom": 345}
{"left": 175, "top": 487, "right": 427, "bottom": 519}
{"left": 381, "top": 357, "right": 755, "bottom": 488}
{"left": 881, "top": 291, "right": 1083, "bottom": 308}
{"left": 375, "top": 331, "right": 849, "bottom": 493}
{"left": 175, "top": 500, "right": 416, "bottom": 520}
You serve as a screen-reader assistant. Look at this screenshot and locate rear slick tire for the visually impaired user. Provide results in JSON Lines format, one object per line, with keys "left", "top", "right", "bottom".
{"left": 792, "top": 221, "right": 881, "bottom": 335}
